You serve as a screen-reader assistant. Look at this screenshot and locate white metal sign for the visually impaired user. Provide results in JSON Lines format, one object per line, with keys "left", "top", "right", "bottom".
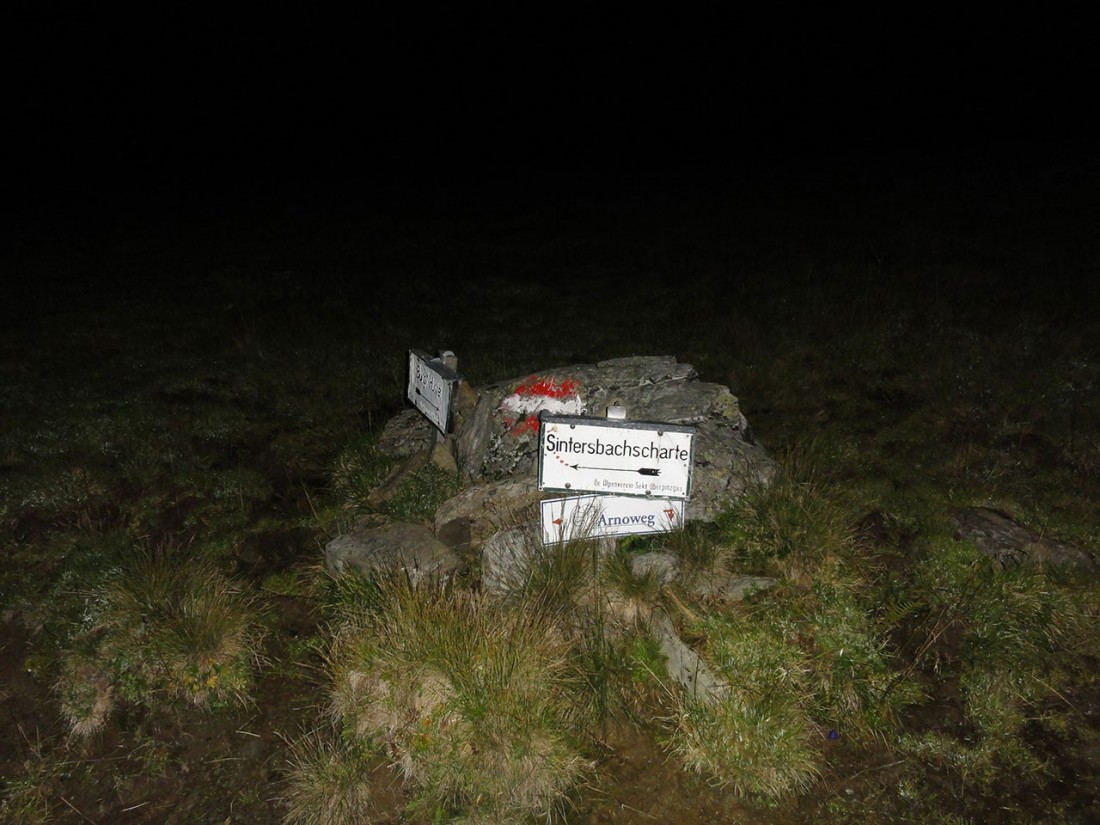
{"left": 541, "top": 494, "right": 684, "bottom": 545}
{"left": 407, "top": 350, "right": 458, "bottom": 433}
{"left": 538, "top": 414, "right": 694, "bottom": 499}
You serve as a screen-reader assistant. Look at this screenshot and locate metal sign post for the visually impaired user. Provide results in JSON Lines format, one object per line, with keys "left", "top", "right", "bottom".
{"left": 407, "top": 349, "right": 459, "bottom": 434}
{"left": 538, "top": 410, "right": 695, "bottom": 545}
{"left": 540, "top": 494, "right": 685, "bottom": 545}
{"left": 537, "top": 413, "right": 695, "bottom": 499}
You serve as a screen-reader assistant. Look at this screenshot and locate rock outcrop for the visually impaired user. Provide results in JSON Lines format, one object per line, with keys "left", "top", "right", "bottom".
{"left": 324, "top": 354, "right": 779, "bottom": 697}
{"left": 452, "top": 355, "right": 775, "bottom": 522}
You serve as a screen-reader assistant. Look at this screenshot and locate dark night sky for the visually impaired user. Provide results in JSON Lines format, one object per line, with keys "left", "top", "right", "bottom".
{"left": 6, "top": 10, "right": 1098, "bottom": 256}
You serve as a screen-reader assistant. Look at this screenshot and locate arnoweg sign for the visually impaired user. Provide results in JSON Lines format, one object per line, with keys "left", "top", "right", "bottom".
{"left": 541, "top": 494, "right": 685, "bottom": 545}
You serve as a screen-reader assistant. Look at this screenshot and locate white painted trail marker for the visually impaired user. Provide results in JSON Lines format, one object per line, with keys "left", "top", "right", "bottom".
{"left": 407, "top": 350, "right": 459, "bottom": 434}
{"left": 541, "top": 494, "right": 684, "bottom": 545}
{"left": 538, "top": 414, "right": 695, "bottom": 499}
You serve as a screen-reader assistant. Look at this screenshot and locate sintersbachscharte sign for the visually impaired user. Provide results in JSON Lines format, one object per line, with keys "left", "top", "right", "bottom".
{"left": 407, "top": 350, "right": 459, "bottom": 433}
{"left": 540, "top": 494, "right": 685, "bottom": 545}
{"left": 537, "top": 413, "right": 695, "bottom": 500}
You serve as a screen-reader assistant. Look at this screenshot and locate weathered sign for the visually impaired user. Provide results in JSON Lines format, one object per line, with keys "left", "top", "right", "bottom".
{"left": 538, "top": 414, "right": 695, "bottom": 499}
{"left": 407, "top": 350, "right": 459, "bottom": 433}
{"left": 540, "top": 494, "right": 684, "bottom": 544}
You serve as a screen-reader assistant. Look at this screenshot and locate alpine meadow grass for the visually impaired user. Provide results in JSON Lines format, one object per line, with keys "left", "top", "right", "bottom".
{"left": 321, "top": 575, "right": 589, "bottom": 824}
{"left": 3, "top": 156, "right": 1099, "bottom": 824}
{"left": 55, "top": 544, "right": 265, "bottom": 737}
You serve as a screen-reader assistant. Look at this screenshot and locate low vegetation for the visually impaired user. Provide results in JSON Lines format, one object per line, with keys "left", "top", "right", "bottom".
{"left": 55, "top": 545, "right": 264, "bottom": 738}
{"left": 322, "top": 576, "right": 589, "bottom": 824}
{"left": 2, "top": 174, "right": 1099, "bottom": 823}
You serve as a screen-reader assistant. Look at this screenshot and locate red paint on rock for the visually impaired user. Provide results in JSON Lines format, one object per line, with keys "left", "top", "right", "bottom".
{"left": 513, "top": 376, "right": 580, "bottom": 399}
{"left": 503, "top": 376, "right": 581, "bottom": 436}
{"left": 513, "top": 414, "right": 541, "bottom": 436}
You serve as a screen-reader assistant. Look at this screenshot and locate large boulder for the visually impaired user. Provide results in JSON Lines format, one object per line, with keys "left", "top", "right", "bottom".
{"left": 354, "top": 356, "right": 777, "bottom": 570}
{"left": 446, "top": 355, "right": 776, "bottom": 523}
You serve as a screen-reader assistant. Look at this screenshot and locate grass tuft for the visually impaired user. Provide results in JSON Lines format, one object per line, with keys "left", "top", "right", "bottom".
{"left": 55, "top": 545, "right": 265, "bottom": 736}
{"left": 324, "top": 575, "right": 587, "bottom": 824}
{"left": 281, "top": 729, "right": 377, "bottom": 825}
{"left": 715, "top": 446, "right": 856, "bottom": 584}
{"left": 382, "top": 464, "right": 462, "bottom": 523}
{"left": 0, "top": 736, "right": 64, "bottom": 825}
{"left": 666, "top": 609, "right": 820, "bottom": 800}
{"left": 671, "top": 692, "right": 820, "bottom": 801}
{"left": 894, "top": 532, "right": 1094, "bottom": 791}
{"left": 329, "top": 437, "right": 396, "bottom": 516}
{"left": 55, "top": 645, "right": 115, "bottom": 740}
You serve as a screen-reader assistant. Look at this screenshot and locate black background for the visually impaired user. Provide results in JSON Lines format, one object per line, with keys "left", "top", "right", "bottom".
{"left": 6, "top": 8, "right": 1098, "bottom": 285}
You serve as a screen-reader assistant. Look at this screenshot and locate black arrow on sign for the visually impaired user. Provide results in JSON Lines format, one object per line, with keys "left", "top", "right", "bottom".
{"left": 569, "top": 464, "right": 661, "bottom": 476}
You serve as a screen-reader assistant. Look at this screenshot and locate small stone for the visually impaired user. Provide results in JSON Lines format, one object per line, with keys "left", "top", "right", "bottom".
{"left": 434, "top": 477, "right": 544, "bottom": 550}
{"left": 480, "top": 526, "right": 537, "bottom": 596}
{"left": 951, "top": 507, "right": 1096, "bottom": 571}
{"left": 651, "top": 611, "right": 727, "bottom": 704}
{"left": 629, "top": 552, "right": 680, "bottom": 586}
{"left": 377, "top": 408, "right": 435, "bottom": 457}
{"left": 430, "top": 440, "right": 459, "bottom": 475}
{"left": 324, "top": 521, "right": 460, "bottom": 586}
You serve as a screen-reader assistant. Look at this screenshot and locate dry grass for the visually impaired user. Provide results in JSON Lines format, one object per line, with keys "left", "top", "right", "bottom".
{"left": 55, "top": 545, "right": 265, "bottom": 737}
{"left": 281, "top": 729, "right": 378, "bottom": 825}
{"left": 324, "top": 575, "right": 588, "bottom": 824}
